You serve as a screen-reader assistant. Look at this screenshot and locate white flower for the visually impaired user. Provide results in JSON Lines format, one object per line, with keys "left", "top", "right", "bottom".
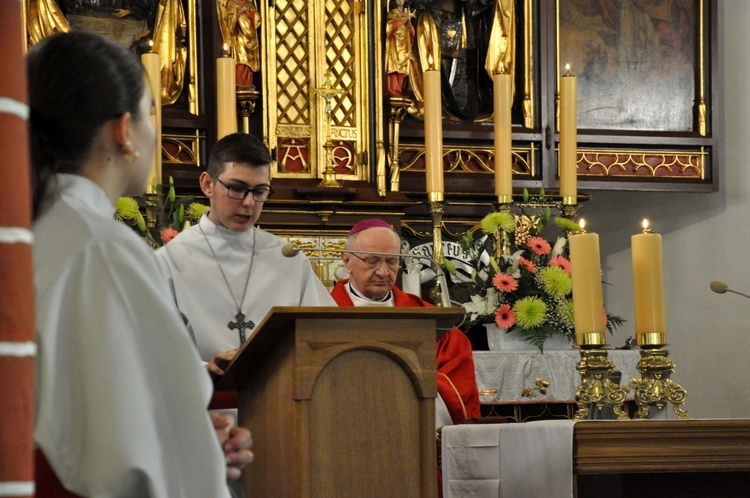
{"left": 551, "top": 236, "right": 567, "bottom": 258}
{"left": 461, "top": 288, "right": 500, "bottom": 322}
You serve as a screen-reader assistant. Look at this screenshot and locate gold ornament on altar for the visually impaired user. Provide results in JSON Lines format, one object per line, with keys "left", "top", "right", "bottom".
{"left": 315, "top": 71, "right": 347, "bottom": 188}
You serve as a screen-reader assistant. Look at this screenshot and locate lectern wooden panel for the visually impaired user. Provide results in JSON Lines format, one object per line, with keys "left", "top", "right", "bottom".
{"left": 216, "top": 306, "right": 463, "bottom": 498}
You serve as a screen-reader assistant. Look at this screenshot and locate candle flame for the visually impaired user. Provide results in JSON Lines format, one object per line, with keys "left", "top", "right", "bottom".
{"left": 428, "top": 54, "right": 434, "bottom": 67}
{"left": 642, "top": 219, "right": 650, "bottom": 230}
{"left": 564, "top": 63, "right": 571, "bottom": 76}
{"left": 499, "top": 62, "right": 505, "bottom": 74}
{"left": 148, "top": 39, "right": 154, "bottom": 52}
{"left": 578, "top": 218, "right": 586, "bottom": 232}
{"left": 223, "top": 43, "right": 230, "bottom": 57}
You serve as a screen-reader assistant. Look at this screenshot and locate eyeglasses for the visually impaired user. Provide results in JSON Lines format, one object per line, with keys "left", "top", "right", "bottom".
{"left": 213, "top": 175, "right": 274, "bottom": 202}
{"left": 349, "top": 252, "right": 402, "bottom": 270}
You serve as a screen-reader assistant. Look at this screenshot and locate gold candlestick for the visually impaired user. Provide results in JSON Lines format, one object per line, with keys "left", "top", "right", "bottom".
{"left": 631, "top": 345, "right": 689, "bottom": 419}
{"left": 237, "top": 88, "right": 260, "bottom": 134}
{"left": 573, "top": 347, "right": 630, "bottom": 420}
{"left": 315, "top": 72, "right": 346, "bottom": 188}
{"left": 388, "top": 95, "right": 411, "bottom": 192}
{"left": 428, "top": 196, "right": 446, "bottom": 306}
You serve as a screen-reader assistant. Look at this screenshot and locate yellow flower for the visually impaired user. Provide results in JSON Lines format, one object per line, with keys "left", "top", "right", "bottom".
{"left": 537, "top": 265, "right": 572, "bottom": 299}
{"left": 187, "top": 202, "right": 209, "bottom": 220}
{"left": 115, "top": 197, "right": 146, "bottom": 232}
{"left": 480, "top": 212, "right": 515, "bottom": 235}
{"left": 513, "top": 296, "right": 547, "bottom": 329}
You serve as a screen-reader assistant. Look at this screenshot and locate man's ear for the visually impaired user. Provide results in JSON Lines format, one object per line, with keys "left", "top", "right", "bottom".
{"left": 112, "top": 112, "right": 132, "bottom": 153}
{"left": 341, "top": 253, "right": 353, "bottom": 272}
{"left": 199, "top": 171, "right": 213, "bottom": 197}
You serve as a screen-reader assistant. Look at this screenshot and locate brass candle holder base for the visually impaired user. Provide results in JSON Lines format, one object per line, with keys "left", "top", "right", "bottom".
{"left": 144, "top": 192, "right": 158, "bottom": 229}
{"left": 573, "top": 348, "right": 630, "bottom": 420}
{"left": 631, "top": 346, "right": 689, "bottom": 419}
{"left": 318, "top": 140, "right": 342, "bottom": 188}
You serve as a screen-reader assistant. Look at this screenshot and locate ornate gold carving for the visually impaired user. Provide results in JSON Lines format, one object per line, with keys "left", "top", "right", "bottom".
{"left": 162, "top": 131, "right": 202, "bottom": 166}
{"left": 264, "top": 0, "right": 369, "bottom": 182}
{"left": 399, "top": 144, "right": 535, "bottom": 177}
{"left": 574, "top": 349, "right": 630, "bottom": 421}
{"left": 576, "top": 148, "right": 707, "bottom": 179}
{"left": 631, "top": 347, "right": 689, "bottom": 419}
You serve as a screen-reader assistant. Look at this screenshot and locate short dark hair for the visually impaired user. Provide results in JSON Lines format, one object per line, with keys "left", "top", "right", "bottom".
{"left": 207, "top": 133, "right": 272, "bottom": 176}
{"left": 27, "top": 30, "right": 146, "bottom": 219}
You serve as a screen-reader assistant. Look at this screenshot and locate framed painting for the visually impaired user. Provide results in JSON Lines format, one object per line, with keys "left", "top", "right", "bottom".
{"left": 557, "top": 0, "right": 707, "bottom": 133}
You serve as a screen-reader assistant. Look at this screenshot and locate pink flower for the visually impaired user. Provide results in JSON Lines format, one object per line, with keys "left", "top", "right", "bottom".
{"left": 492, "top": 273, "right": 518, "bottom": 292}
{"left": 549, "top": 255, "right": 571, "bottom": 275}
{"left": 527, "top": 236, "right": 552, "bottom": 255}
{"left": 518, "top": 256, "right": 537, "bottom": 273}
{"left": 495, "top": 304, "right": 516, "bottom": 329}
{"left": 160, "top": 227, "right": 180, "bottom": 244}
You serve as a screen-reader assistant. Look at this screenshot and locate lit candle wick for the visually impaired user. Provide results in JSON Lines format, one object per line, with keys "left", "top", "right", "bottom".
{"left": 642, "top": 219, "right": 652, "bottom": 234}
{"left": 223, "top": 43, "right": 230, "bottom": 58}
{"left": 578, "top": 218, "right": 587, "bottom": 233}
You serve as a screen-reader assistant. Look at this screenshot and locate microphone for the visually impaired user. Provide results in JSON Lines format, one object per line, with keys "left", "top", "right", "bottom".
{"left": 281, "top": 243, "right": 453, "bottom": 308}
{"left": 710, "top": 280, "right": 750, "bottom": 299}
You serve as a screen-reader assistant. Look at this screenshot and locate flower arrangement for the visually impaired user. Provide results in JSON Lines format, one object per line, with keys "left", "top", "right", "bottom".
{"left": 115, "top": 177, "right": 208, "bottom": 248}
{"left": 444, "top": 193, "right": 624, "bottom": 351}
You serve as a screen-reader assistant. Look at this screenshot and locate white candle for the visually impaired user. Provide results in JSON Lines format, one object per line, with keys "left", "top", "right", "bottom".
{"left": 631, "top": 219, "right": 666, "bottom": 342}
{"left": 216, "top": 44, "right": 237, "bottom": 140}
{"left": 423, "top": 63, "right": 443, "bottom": 196}
{"left": 142, "top": 42, "right": 161, "bottom": 188}
{"left": 559, "top": 64, "right": 577, "bottom": 204}
{"left": 493, "top": 69, "right": 512, "bottom": 201}
{"left": 569, "top": 219, "right": 606, "bottom": 345}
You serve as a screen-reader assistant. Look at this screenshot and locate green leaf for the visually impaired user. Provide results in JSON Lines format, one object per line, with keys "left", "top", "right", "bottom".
{"left": 522, "top": 188, "right": 530, "bottom": 202}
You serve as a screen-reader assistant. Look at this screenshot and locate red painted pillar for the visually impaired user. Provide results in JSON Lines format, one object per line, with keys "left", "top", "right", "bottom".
{"left": 0, "top": 3, "right": 36, "bottom": 498}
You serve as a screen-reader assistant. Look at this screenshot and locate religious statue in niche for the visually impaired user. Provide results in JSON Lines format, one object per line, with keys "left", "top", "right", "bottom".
{"left": 385, "top": 0, "right": 416, "bottom": 96}
{"left": 216, "top": 0, "right": 262, "bottom": 89}
{"left": 403, "top": 0, "right": 516, "bottom": 123}
{"left": 25, "top": 0, "right": 188, "bottom": 105}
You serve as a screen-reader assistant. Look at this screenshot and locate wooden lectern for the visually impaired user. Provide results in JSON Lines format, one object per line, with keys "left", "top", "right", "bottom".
{"left": 215, "top": 306, "right": 464, "bottom": 498}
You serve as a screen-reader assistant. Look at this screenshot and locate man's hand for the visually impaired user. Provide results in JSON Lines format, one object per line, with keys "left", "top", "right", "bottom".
{"left": 208, "top": 348, "right": 239, "bottom": 377}
{"left": 211, "top": 412, "right": 253, "bottom": 481}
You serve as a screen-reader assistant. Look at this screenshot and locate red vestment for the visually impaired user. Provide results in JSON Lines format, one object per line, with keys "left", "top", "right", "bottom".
{"left": 330, "top": 279, "right": 481, "bottom": 424}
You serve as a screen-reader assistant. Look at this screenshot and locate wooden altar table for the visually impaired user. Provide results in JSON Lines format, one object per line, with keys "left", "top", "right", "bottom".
{"left": 442, "top": 419, "right": 750, "bottom": 498}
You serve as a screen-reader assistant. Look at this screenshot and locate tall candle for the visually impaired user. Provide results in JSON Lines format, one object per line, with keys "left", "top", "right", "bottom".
{"left": 423, "top": 65, "right": 443, "bottom": 196}
{"left": 493, "top": 69, "right": 512, "bottom": 201}
{"left": 216, "top": 45, "right": 237, "bottom": 140}
{"left": 559, "top": 64, "right": 577, "bottom": 205}
{"left": 631, "top": 219, "right": 666, "bottom": 344}
{"left": 141, "top": 43, "right": 161, "bottom": 188}
{"left": 569, "top": 220, "right": 606, "bottom": 345}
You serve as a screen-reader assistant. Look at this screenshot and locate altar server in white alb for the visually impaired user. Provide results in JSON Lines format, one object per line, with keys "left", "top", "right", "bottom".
{"left": 156, "top": 133, "right": 335, "bottom": 374}
{"left": 29, "top": 31, "right": 251, "bottom": 496}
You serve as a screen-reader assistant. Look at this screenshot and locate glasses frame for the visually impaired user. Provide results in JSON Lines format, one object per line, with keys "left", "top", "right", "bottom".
{"left": 348, "top": 252, "right": 402, "bottom": 270}
{"left": 212, "top": 175, "right": 274, "bottom": 202}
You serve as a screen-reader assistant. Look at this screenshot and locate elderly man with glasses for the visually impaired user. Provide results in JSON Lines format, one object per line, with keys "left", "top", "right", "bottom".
{"left": 156, "top": 133, "right": 335, "bottom": 381}
{"left": 331, "top": 219, "right": 481, "bottom": 427}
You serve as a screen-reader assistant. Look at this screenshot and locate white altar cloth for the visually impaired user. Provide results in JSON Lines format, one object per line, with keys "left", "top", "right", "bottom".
{"left": 474, "top": 350, "right": 640, "bottom": 404}
{"left": 442, "top": 420, "right": 575, "bottom": 498}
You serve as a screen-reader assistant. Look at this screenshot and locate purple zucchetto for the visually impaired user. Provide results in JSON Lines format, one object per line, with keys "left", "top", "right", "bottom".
{"left": 347, "top": 218, "right": 394, "bottom": 236}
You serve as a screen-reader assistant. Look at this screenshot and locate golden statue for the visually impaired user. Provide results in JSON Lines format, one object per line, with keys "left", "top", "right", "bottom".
{"left": 385, "top": 0, "right": 415, "bottom": 96}
{"left": 216, "top": 0, "right": 262, "bottom": 89}
{"left": 152, "top": 0, "right": 187, "bottom": 105}
{"left": 25, "top": 0, "right": 70, "bottom": 46}
{"left": 484, "top": 0, "right": 516, "bottom": 80}
{"left": 25, "top": 0, "right": 187, "bottom": 106}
